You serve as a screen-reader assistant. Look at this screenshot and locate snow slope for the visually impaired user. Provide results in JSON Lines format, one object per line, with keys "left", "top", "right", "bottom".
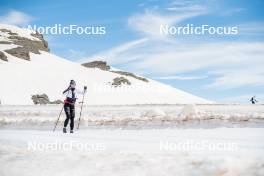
{"left": 0, "top": 24, "right": 210, "bottom": 105}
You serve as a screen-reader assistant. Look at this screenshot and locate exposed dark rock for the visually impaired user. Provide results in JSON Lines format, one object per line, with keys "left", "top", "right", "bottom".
{"left": 0, "top": 29, "right": 10, "bottom": 33}
{"left": 7, "top": 35, "right": 49, "bottom": 54}
{"left": 31, "top": 94, "right": 50, "bottom": 105}
{"left": 82, "top": 60, "right": 148, "bottom": 83}
{"left": 0, "top": 51, "right": 8, "bottom": 61}
{"left": 0, "top": 28, "right": 18, "bottom": 35}
{"left": 82, "top": 61, "right": 110, "bottom": 71}
{"left": 112, "top": 77, "right": 131, "bottom": 87}
{"left": 111, "top": 70, "right": 148, "bottom": 82}
{"left": 0, "top": 28, "right": 49, "bottom": 60}
{"left": 9, "top": 31, "right": 18, "bottom": 35}
{"left": 5, "top": 47, "right": 30, "bottom": 60}
{"left": 31, "top": 32, "right": 49, "bottom": 50}
{"left": 0, "top": 41, "right": 12, "bottom": 44}
{"left": 31, "top": 94, "right": 63, "bottom": 105}
{"left": 50, "top": 100, "right": 64, "bottom": 104}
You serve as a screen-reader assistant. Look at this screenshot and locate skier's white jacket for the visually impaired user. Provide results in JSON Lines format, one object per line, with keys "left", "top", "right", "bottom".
{"left": 63, "top": 88, "right": 85, "bottom": 104}
{"left": 64, "top": 89, "right": 84, "bottom": 98}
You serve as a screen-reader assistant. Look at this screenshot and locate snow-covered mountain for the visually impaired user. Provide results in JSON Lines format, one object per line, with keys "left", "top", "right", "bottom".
{"left": 0, "top": 24, "right": 210, "bottom": 105}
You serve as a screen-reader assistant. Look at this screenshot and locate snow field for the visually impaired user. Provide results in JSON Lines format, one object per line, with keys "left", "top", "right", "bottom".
{"left": 0, "top": 128, "right": 264, "bottom": 176}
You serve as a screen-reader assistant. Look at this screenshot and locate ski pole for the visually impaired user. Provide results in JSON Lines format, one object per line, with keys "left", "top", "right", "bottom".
{"left": 53, "top": 105, "right": 64, "bottom": 132}
{"left": 53, "top": 86, "right": 70, "bottom": 132}
{"left": 77, "top": 86, "right": 87, "bottom": 130}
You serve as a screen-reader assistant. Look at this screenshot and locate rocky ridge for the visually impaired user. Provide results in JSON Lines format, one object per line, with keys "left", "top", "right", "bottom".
{"left": 0, "top": 28, "right": 49, "bottom": 61}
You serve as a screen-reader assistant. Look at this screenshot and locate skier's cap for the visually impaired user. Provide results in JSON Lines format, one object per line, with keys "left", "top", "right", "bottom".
{"left": 70, "top": 80, "right": 76, "bottom": 88}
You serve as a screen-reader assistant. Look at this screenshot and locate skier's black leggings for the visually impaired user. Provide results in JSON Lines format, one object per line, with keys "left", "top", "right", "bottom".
{"left": 64, "top": 103, "right": 75, "bottom": 130}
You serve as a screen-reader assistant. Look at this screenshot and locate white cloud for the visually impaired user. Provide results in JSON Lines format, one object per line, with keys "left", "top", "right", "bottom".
{"left": 0, "top": 10, "right": 33, "bottom": 26}
{"left": 128, "top": 5, "right": 207, "bottom": 39}
{"left": 79, "top": 38, "right": 149, "bottom": 64}
{"left": 127, "top": 42, "right": 264, "bottom": 88}
{"left": 82, "top": 2, "right": 264, "bottom": 90}
{"left": 208, "top": 68, "right": 264, "bottom": 89}
{"left": 65, "top": 49, "right": 88, "bottom": 61}
{"left": 128, "top": 11, "right": 179, "bottom": 39}
{"left": 88, "top": 40, "right": 264, "bottom": 89}
{"left": 166, "top": 4, "right": 206, "bottom": 12}
{"left": 220, "top": 7, "right": 246, "bottom": 16}
{"left": 154, "top": 75, "right": 208, "bottom": 80}
{"left": 82, "top": 6, "right": 207, "bottom": 64}
{"left": 238, "top": 22, "right": 264, "bottom": 36}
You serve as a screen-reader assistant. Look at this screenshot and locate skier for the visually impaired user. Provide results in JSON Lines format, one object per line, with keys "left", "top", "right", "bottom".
{"left": 250, "top": 96, "right": 258, "bottom": 104}
{"left": 62, "top": 80, "right": 82, "bottom": 133}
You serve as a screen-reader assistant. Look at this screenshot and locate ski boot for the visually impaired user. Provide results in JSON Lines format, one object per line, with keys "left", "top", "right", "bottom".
{"left": 63, "top": 127, "right": 67, "bottom": 133}
{"left": 70, "top": 130, "right": 74, "bottom": 133}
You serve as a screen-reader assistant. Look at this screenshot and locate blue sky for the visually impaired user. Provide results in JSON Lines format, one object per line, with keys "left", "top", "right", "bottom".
{"left": 0, "top": 0, "right": 264, "bottom": 103}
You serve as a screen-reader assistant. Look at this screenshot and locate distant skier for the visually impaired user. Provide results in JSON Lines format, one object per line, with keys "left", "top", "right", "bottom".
{"left": 62, "top": 80, "right": 83, "bottom": 133}
{"left": 250, "top": 96, "right": 258, "bottom": 104}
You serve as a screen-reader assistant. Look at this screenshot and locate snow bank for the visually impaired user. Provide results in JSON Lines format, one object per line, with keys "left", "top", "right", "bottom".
{"left": 0, "top": 104, "right": 263, "bottom": 129}
{"left": 178, "top": 104, "right": 205, "bottom": 120}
